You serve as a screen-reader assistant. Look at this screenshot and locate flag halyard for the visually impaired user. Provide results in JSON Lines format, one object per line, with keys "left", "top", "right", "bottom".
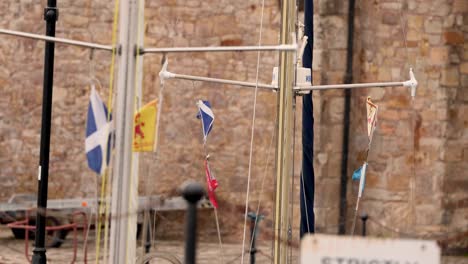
{"left": 196, "top": 99, "right": 219, "bottom": 208}
{"left": 352, "top": 97, "right": 378, "bottom": 195}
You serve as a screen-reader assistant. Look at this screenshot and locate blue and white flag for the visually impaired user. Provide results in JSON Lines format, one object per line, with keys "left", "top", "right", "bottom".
{"left": 352, "top": 162, "right": 368, "bottom": 198}
{"left": 85, "top": 86, "right": 111, "bottom": 175}
{"left": 196, "top": 100, "right": 214, "bottom": 143}
{"left": 352, "top": 165, "right": 363, "bottom": 181}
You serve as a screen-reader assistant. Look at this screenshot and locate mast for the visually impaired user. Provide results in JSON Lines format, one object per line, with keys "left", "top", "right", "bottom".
{"left": 273, "top": 0, "right": 296, "bottom": 263}
{"left": 108, "top": 0, "right": 142, "bottom": 262}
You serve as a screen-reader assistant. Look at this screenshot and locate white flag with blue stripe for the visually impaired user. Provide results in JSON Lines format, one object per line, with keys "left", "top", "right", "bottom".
{"left": 196, "top": 100, "right": 214, "bottom": 144}
{"left": 85, "top": 85, "right": 111, "bottom": 175}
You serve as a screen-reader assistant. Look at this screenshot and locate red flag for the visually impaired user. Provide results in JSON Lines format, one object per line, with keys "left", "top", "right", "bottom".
{"left": 204, "top": 159, "right": 218, "bottom": 208}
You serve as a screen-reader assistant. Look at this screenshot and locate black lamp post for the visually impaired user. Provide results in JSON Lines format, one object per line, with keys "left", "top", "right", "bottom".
{"left": 32, "top": 1, "right": 58, "bottom": 263}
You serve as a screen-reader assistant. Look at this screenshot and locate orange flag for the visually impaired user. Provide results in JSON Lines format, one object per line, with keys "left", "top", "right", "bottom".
{"left": 366, "top": 96, "right": 378, "bottom": 142}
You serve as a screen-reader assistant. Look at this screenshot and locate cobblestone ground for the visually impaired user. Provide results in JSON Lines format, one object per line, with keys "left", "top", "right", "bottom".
{"left": 0, "top": 227, "right": 282, "bottom": 264}
{"left": 0, "top": 227, "right": 465, "bottom": 264}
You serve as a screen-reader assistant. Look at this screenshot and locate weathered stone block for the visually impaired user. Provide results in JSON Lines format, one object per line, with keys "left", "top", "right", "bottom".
{"left": 453, "top": 0, "right": 468, "bottom": 13}
{"left": 415, "top": 204, "right": 443, "bottom": 226}
{"left": 440, "top": 143, "right": 464, "bottom": 162}
{"left": 408, "top": 15, "right": 424, "bottom": 29}
{"left": 424, "top": 17, "right": 443, "bottom": 34}
{"left": 460, "top": 63, "right": 468, "bottom": 74}
{"left": 430, "top": 47, "right": 450, "bottom": 65}
{"left": 382, "top": 11, "right": 399, "bottom": 25}
{"left": 441, "top": 67, "right": 460, "bottom": 86}
{"left": 443, "top": 31, "right": 464, "bottom": 45}
{"left": 317, "top": 0, "right": 346, "bottom": 15}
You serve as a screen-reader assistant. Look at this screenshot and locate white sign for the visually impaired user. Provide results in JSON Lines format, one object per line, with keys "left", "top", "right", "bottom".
{"left": 301, "top": 234, "right": 440, "bottom": 264}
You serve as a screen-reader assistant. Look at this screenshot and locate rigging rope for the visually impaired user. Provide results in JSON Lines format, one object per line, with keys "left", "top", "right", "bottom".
{"left": 201, "top": 143, "right": 225, "bottom": 264}
{"left": 240, "top": 0, "right": 266, "bottom": 262}
{"left": 82, "top": 46, "right": 96, "bottom": 261}
{"left": 213, "top": 208, "right": 225, "bottom": 263}
{"left": 398, "top": 0, "right": 417, "bottom": 234}
{"left": 149, "top": 77, "right": 166, "bottom": 246}
{"left": 146, "top": 56, "right": 175, "bottom": 249}
{"left": 288, "top": 97, "right": 297, "bottom": 262}
{"left": 247, "top": 116, "right": 276, "bottom": 257}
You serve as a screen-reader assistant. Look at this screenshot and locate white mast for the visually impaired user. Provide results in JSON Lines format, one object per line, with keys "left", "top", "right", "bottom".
{"left": 109, "top": 0, "right": 142, "bottom": 263}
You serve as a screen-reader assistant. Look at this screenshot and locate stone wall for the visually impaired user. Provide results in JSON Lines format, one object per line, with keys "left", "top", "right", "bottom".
{"left": 347, "top": 0, "right": 468, "bottom": 248}
{"left": 0, "top": 0, "right": 115, "bottom": 199}
{"left": 0, "top": 0, "right": 466, "bottom": 250}
{"left": 0, "top": 0, "right": 284, "bottom": 243}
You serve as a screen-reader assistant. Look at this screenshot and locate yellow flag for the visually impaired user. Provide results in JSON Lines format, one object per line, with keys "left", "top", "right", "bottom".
{"left": 133, "top": 99, "right": 158, "bottom": 152}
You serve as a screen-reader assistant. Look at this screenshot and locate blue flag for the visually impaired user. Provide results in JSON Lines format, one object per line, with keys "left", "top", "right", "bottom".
{"left": 352, "top": 165, "right": 363, "bottom": 181}
{"left": 353, "top": 163, "right": 368, "bottom": 197}
{"left": 300, "top": 0, "right": 315, "bottom": 238}
{"left": 196, "top": 100, "right": 214, "bottom": 143}
{"left": 85, "top": 86, "right": 111, "bottom": 175}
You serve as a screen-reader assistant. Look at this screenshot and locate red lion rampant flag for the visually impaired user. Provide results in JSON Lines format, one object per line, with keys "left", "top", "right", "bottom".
{"left": 204, "top": 159, "right": 219, "bottom": 208}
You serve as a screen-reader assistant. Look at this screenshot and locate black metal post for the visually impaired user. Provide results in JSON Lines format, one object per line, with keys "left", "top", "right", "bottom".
{"left": 360, "top": 213, "right": 368, "bottom": 237}
{"left": 31, "top": 1, "right": 58, "bottom": 264}
{"left": 183, "top": 183, "right": 204, "bottom": 264}
{"left": 338, "top": 0, "right": 356, "bottom": 235}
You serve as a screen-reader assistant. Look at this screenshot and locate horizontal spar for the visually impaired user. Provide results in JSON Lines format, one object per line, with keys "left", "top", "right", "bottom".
{"left": 160, "top": 74, "right": 416, "bottom": 93}
{"left": 160, "top": 61, "right": 417, "bottom": 95}
{"left": 141, "top": 44, "right": 297, "bottom": 54}
{"left": 0, "top": 28, "right": 113, "bottom": 51}
{"left": 295, "top": 81, "right": 405, "bottom": 91}
{"left": 163, "top": 72, "right": 278, "bottom": 91}
{"left": 158, "top": 59, "right": 277, "bottom": 91}
{"left": 296, "top": 69, "right": 417, "bottom": 97}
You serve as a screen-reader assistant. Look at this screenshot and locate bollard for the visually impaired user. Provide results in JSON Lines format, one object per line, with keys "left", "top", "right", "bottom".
{"left": 182, "top": 183, "right": 205, "bottom": 264}
{"left": 360, "top": 213, "right": 368, "bottom": 237}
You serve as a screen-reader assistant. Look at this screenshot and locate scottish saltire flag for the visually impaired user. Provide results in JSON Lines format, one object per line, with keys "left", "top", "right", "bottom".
{"left": 85, "top": 85, "right": 111, "bottom": 175}
{"left": 204, "top": 159, "right": 219, "bottom": 208}
{"left": 196, "top": 100, "right": 214, "bottom": 143}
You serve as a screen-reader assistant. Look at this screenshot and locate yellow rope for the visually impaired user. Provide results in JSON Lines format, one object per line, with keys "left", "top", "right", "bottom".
{"left": 95, "top": 0, "right": 120, "bottom": 262}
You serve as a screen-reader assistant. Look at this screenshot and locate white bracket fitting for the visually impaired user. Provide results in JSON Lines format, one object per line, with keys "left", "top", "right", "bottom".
{"left": 158, "top": 59, "right": 175, "bottom": 86}
{"left": 402, "top": 68, "right": 418, "bottom": 98}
